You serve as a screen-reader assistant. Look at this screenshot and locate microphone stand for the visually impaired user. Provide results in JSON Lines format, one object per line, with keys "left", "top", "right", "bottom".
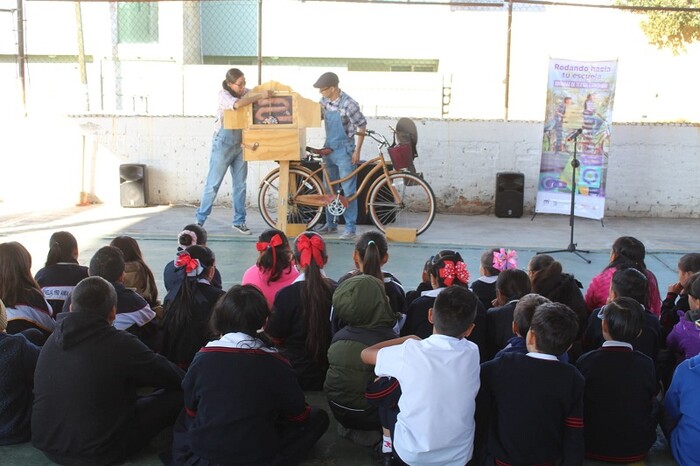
{"left": 537, "top": 130, "right": 591, "bottom": 263}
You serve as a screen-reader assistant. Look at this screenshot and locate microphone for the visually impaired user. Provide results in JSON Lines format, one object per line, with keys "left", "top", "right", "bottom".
{"left": 566, "top": 128, "right": 583, "bottom": 141}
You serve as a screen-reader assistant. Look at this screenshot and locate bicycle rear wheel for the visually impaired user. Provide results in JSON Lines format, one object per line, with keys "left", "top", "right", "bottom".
{"left": 257, "top": 167, "right": 324, "bottom": 229}
{"left": 367, "top": 173, "right": 436, "bottom": 236}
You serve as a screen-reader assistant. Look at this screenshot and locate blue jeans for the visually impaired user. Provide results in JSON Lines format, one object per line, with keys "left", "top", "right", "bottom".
{"left": 196, "top": 128, "right": 247, "bottom": 225}
{"left": 324, "top": 145, "right": 357, "bottom": 233}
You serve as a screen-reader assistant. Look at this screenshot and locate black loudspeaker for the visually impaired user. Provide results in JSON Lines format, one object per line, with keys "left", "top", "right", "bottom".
{"left": 495, "top": 172, "right": 524, "bottom": 218}
{"left": 119, "top": 164, "right": 148, "bottom": 207}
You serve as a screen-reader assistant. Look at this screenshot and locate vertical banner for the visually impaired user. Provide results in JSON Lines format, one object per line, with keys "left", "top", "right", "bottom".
{"left": 536, "top": 58, "right": 618, "bottom": 220}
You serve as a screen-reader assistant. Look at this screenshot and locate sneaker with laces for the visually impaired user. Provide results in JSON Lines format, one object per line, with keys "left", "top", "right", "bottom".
{"left": 232, "top": 223, "right": 251, "bottom": 235}
{"left": 339, "top": 231, "right": 356, "bottom": 240}
{"left": 313, "top": 223, "right": 338, "bottom": 234}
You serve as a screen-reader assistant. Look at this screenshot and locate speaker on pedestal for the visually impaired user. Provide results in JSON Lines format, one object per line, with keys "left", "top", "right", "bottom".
{"left": 119, "top": 164, "right": 148, "bottom": 207}
{"left": 495, "top": 172, "right": 524, "bottom": 218}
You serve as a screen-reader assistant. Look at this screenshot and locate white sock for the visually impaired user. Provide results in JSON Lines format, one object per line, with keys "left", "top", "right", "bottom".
{"left": 382, "top": 435, "right": 393, "bottom": 453}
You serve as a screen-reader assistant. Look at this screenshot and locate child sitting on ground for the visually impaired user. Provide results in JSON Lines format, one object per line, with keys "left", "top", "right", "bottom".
{"left": 476, "top": 302, "right": 584, "bottom": 465}
{"left": 484, "top": 267, "right": 531, "bottom": 360}
{"left": 361, "top": 286, "right": 480, "bottom": 466}
{"left": 0, "top": 299, "right": 41, "bottom": 445}
{"left": 660, "top": 253, "right": 700, "bottom": 337}
{"left": 405, "top": 256, "right": 433, "bottom": 307}
{"left": 576, "top": 297, "right": 658, "bottom": 463}
{"left": 663, "top": 352, "right": 700, "bottom": 465}
{"left": 666, "top": 272, "right": 700, "bottom": 361}
{"left": 494, "top": 293, "right": 569, "bottom": 361}
{"left": 470, "top": 248, "right": 501, "bottom": 310}
{"left": 338, "top": 230, "right": 406, "bottom": 317}
{"left": 324, "top": 274, "right": 400, "bottom": 447}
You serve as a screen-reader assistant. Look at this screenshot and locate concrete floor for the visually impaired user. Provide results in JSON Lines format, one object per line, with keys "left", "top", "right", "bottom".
{"left": 1, "top": 203, "right": 692, "bottom": 465}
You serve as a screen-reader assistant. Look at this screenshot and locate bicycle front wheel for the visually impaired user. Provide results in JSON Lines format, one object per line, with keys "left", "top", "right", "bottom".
{"left": 367, "top": 173, "right": 436, "bottom": 236}
{"left": 258, "top": 167, "right": 324, "bottom": 229}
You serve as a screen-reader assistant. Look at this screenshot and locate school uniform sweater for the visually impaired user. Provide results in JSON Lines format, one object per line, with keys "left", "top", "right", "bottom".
{"left": 31, "top": 311, "right": 184, "bottom": 465}
{"left": 35, "top": 262, "right": 89, "bottom": 316}
{"left": 181, "top": 337, "right": 311, "bottom": 465}
{"left": 266, "top": 278, "right": 336, "bottom": 390}
{"left": 5, "top": 291, "right": 55, "bottom": 337}
{"left": 477, "top": 352, "right": 585, "bottom": 465}
{"left": 159, "top": 280, "right": 225, "bottom": 369}
{"left": 581, "top": 308, "right": 661, "bottom": 363}
{"left": 576, "top": 343, "right": 657, "bottom": 462}
{"left": 471, "top": 275, "right": 497, "bottom": 311}
{"left": 485, "top": 301, "right": 518, "bottom": 361}
{"left": 0, "top": 333, "right": 40, "bottom": 445}
{"left": 401, "top": 288, "right": 488, "bottom": 361}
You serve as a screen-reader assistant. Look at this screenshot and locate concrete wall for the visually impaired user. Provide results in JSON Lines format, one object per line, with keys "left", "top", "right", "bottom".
{"left": 4, "top": 115, "right": 697, "bottom": 217}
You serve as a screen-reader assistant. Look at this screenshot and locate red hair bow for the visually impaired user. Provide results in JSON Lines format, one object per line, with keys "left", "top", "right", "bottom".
{"left": 297, "top": 234, "right": 324, "bottom": 268}
{"left": 256, "top": 234, "right": 283, "bottom": 270}
{"left": 175, "top": 252, "right": 202, "bottom": 275}
{"left": 438, "top": 260, "right": 470, "bottom": 286}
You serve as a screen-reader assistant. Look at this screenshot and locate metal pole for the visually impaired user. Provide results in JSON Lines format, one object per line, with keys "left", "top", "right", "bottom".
{"left": 16, "top": 0, "right": 26, "bottom": 116}
{"left": 504, "top": 0, "right": 513, "bottom": 121}
{"left": 257, "top": 0, "right": 262, "bottom": 84}
{"left": 74, "top": 0, "right": 89, "bottom": 111}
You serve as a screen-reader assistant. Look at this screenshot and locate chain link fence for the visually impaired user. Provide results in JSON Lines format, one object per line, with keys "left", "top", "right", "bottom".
{"left": 1, "top": 0, "right": 699, "bottom": 122}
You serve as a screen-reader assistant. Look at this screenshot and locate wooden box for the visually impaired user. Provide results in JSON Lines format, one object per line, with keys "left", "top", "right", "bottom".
{"left": 223, "top": 82, "right": 321, "bottom": 162}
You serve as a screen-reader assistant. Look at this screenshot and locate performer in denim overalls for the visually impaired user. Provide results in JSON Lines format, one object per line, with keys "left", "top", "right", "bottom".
{"left": 195, "top": 68, "right": 271, "bottom": 235}
{"left": 312, "top": 72, "right": 367, "bottom": 240}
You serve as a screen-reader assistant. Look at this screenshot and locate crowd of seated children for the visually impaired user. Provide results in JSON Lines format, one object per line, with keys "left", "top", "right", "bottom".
{"left": 110, "top": 235, "right": 162, "bottom": 318}
{"left": 362, "top": 286, "right": 481, "bottom": 466}
{"left": 576, "top": 297, "right": 658, "bottom": 463}
{"left": 172, "top": 284, "right": 329, "bottom": 466}
{"left": 242, "top": 228, "right": 299, "bottom": 310}
{"left": 324, "top": 274, "right": 400, "bottom": 448}
{"left": 34, "top": 231, "right": 89, "bottom": 317}
{"left": 164, "top": 224, "right": 222, "bottom": 292}
{"left": 0, "top": 299, "right": 40, "bottom": 446}
{"left": 476, "top": 302, "right": 584, "bottom": 465}
{"left": 159, "top": 246, "right": 225, "bottom": 369}
{"left": 0, "top": 241, "right": 54, "bottom": 344}
{"left": 266, "top": 232, "right": 336, "bottom": 391}
{"left": 660, "top": 252, "right": 700, "bottom": 336}
{"left": 484, "top": 267, "right": 531, "bottom": 360}
{"left": 585, "top": 236, "right": 662, "bottom": 315}
{"left": 64, "top": 245, "right": 158, "bottom": 349}
{"left": 666, "top": 271, "right": 700, "bottom": 361}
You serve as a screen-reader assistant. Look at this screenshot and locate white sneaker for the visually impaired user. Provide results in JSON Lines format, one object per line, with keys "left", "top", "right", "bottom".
{"left": 232, "top": 224, "right": 252, "bottom": 235}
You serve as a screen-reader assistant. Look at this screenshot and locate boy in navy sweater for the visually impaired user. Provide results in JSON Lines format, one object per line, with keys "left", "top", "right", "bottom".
{"left": 476, "top": 302, "right": 584, "bottom": 465}
{"left": 576, "top": 297, "right": 658, "bottom": 462}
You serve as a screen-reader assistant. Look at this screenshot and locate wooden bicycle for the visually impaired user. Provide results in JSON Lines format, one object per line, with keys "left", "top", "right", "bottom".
{"left": 257, "top": 128, "right": 436, "bottom": 235}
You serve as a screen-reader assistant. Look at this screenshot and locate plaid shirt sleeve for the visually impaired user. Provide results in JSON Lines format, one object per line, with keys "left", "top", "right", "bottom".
{"left": 340, "top": 94, "right": 367, "bottom": 139}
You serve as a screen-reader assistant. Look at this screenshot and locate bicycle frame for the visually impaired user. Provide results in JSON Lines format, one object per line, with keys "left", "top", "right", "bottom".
{"left": 293, "top": 142, "right": 402, "bottom": 208}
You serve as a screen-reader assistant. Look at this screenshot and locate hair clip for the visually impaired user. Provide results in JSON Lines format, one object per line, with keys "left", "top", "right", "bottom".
{"left": 493, "top": 248, "right": 518, "bottom": 271}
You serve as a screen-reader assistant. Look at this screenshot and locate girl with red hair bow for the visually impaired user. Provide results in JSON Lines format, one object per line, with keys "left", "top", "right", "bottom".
{"left": 242, "top": 229, "right": 299, "bottom": 310}
{"left": 265, "top": 232, "right": 336, "bottom": 390}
